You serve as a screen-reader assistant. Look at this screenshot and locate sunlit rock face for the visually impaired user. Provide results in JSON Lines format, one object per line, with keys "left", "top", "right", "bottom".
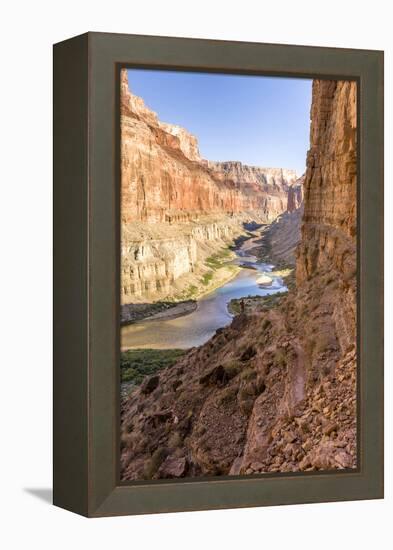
{"left": 297, "top": 81, "right": 357, "bottom": 283}
{"left": 204, "top": 161, "right": 297, "bottom": 222}
{"left": 120, "top": 69, "right": 297, "bottom": 303}
{"left": 287, "top": 175, "right": 304, "bottom": 212}
{"left": 121, "top": 79, "right": 358, "bottom": 481}
{"left": 121, "top": 220, "right": 238, "bottom": 300}
{"left": 258, "top": 174, "right": 305, "bottom": 265}
{"left": 296, "top": 80, "right": 357, "bottom": 354}
{"left": 121, "top": 70, "right": 294, "bottom": 224}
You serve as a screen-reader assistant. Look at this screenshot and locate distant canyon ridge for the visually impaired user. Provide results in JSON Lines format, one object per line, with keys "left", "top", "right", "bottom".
{"left": 120, "top": 69, "right": 303, "bottom": 304}
{"left": 121, "top": 78, "right": 357, "bottom": 480}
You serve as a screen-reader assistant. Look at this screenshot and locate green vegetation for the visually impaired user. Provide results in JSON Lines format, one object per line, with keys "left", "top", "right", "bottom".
{"left": 121, "top": 348, "right": 186, "bottom": 385}
{"left": 176, "top": 284, "right": 199, "bottom": 300}
{"left": 228, "top": 291, "right": 288, "bottom": 315}
{"left": 201, "top": 271, "right": 214, "bottom": 285}
{"left": 260, "top": 292, "right": 287, "bottom": 308}
{"left": 269, "top": 268, "right": 293, "bottom": 278}
{"left": 240, "top": 367, "right": 257, "bottom": 381}
{"left": 274, "top": 348, "right": 288, "bottom": 368}
{"left": 200, "top": 248, "right": 234, "bottom": 286}
{"left": 205, "top": 247, "right": 233, "bottom": 269}
{"left": 143, "top": 447, "right": 168, "bottom": 479}
{"left": 168, "top": 431, "right": 183, "bottom": 449}
{"left": 217, "top": 385, "right": 238, "bottom": 406}
{"left": 175, "top": 247, "right": 239, "bottom": 300}
{"left": 186, "top": 285, "right": 198, "bottom": 296}
{"left": 223, "top": 360, "right": 243, "bottom": 379}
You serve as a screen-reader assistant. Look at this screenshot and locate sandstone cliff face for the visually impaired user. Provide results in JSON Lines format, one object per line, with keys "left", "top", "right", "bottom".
{"left": 297, "top": 80, "right": 357, "bottom": 356}
{"left": 120, "top": 79, "right": 358, "bottom": 480}
{"left": 206, "top": 161, "right": 297, "bottom": 188}
{"left": 121, "top": 69, "right": 296, "bottom": 303}
{"left": 121, "top": 70, "right": 292, "bottom": 225}
{"left": 258, "top": 174, "right": 305, "bottom": 266}
{"left": 287, "top": 175, "right": 304, "bottom": 212}
{"left": 205, "top": 161, "right": 297, "bottom": 222}
{"left": 121, "top": 218, "right": 240, "bottom": 300}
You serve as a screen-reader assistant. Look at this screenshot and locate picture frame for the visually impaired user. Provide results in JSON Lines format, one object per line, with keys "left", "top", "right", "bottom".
{"left": 53, "top": 32, "right": 384, "bottom": 517}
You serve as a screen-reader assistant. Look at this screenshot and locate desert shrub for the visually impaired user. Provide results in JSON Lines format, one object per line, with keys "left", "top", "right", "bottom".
{"left": 262, "top": 318, "right": 271, "bottom": 330}
{"left": 168, "top": 431, "right": 183, "bottom": 449}
{"left": 199, "top": 435, "right": 211, "bottom": 452}
{"left": 274, "top": 348, "right": 287, "bottom": 368}
{"left": 240, "top": 367, "right": 257, "bottom": 381}
{"left": 315, "top": 333, "right": 338, "bottom": 354}
{"left": 201, "top": 271, "right": 214, "bottom": 285}
{"left": 240, "top": 381, "right": 258, "bottom": 398}
{"left": 195, "top": 425, "right": 206, "bottom": 437}
{"left": 120, "top": 348, "right": 186, "bottom": 384}
{"left": 223, "top": 360, "right": 242, "bottom": 379}
{"left": 120, "top": 430, "right": 134, "bottom": 451}
{"left": 143, "top": 446, "right": 168, "bottom": 480}
{"left": 217, "top": 385, "right": 238, "bottom": 406}
{"left": 205, "top": 248, "right": 232, "bottom": 269}
{"left": 134, "top": 435, "right": 149, "bottom": 454}
{"left": 304, "top": 336, "right": 316, "bottom": 360}
{"left": 237, "top": 386, "right": 255, "bottom": 414}
{"left": 185, "top": 285, "right": 198, "bottom": 298}
{"left": 239, "top": 345, "right": 257, "bottom": 362}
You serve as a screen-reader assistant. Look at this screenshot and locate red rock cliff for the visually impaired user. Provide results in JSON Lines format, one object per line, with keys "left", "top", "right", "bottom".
{"left": 120, "top": 69, "right": 298, "bottom": 303}
{"left": 121, "top": 70, "right": 294, "bottom": 224}
{"left": 287, "top": 175, "right": 304, "bottom": 212}
{"left": 120, "top": 78, "right": 358, "bottom": 480}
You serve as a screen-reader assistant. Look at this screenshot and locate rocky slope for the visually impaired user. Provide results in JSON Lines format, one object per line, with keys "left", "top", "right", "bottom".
{"left": 257, "top": 175, "right": 305, "bottom": 266}
{"left": 121, "top": 69, "right": 297, "bottom": 303}
{"left": 120, "top": 79, "right": 357, "bottom": 480}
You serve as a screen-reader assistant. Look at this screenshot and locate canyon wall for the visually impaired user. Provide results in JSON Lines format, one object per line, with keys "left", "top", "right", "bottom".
{"left": 205, "top": 161, "right": 297, "bottom": 221}
{"left": 121, "top": 79, "right": 358, "bottom": 480}
{"left": 258, "top": 175, "right": 305, "bottom": 266}
{"left": 121, "top": 218, "right": 241, "bottom": 300}
{"left": 121, "top": 69, "right": 297, "bottom": 303}
{"left": 121, "top": 69, "right": 295, "bottom": 224}
{"left": 287, "top": 175, "right": 304, "bottom": 212}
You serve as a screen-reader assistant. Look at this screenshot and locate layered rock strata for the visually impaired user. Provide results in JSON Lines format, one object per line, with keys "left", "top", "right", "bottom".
{"left": 121, "top": 69, "right": 297, "bottom": 303}
{"left": 257, "top": 175, "right": 305, "bottom": 266}
{"left": 121, "top": 217, "right": 243, "bottom": 301}
{"left": 287, "top": 175, "right": 304, "bottom": 212}
{"left": 121, "top": 79, "right": 357, "bottom": 480}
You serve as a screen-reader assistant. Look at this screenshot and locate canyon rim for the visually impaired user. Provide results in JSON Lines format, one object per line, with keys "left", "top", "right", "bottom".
{"left": 119, "top": 69, "right": 357, "bottom": 481}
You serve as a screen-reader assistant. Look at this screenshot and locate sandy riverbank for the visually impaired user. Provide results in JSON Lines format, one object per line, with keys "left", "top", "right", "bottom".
{"left": 122, "top": 263, "right": 241, "bottom": 325}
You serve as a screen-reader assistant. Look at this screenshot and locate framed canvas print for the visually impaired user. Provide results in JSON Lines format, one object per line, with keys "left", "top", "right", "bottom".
{"left": 53, "top": 32, "right": 384, "bottom": 517}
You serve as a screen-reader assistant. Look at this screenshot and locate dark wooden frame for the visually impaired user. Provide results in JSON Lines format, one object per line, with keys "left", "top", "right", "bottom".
{"left": 53, "top": 32, "right": 384, "bottom": 517}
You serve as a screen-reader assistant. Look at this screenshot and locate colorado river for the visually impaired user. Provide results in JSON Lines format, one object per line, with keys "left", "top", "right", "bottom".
{"left": 121, "top": 239, "right": 287, "bottom": 350}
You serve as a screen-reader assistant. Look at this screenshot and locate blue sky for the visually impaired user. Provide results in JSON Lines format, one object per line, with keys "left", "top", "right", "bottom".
{"left": 127, "top": 69, "right": 312, "bottom": 176}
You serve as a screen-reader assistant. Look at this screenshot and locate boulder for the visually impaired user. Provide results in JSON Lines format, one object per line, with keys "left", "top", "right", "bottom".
{"left": 141, "top": 375, "right": 159, "bottom": 395}
{"left": 158, "top": 456, "right": 187, "bottom": 478}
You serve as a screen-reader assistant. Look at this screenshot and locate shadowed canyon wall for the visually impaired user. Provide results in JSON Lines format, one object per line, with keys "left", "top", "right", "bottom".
{"left": 120, "top": 69, "right": 297, "bottom": 303}
{"left": 259, "top": 174, "right": 305, "bottom": 266}
{"left": 121, "top": 79, "right": 358, "bottom": 480}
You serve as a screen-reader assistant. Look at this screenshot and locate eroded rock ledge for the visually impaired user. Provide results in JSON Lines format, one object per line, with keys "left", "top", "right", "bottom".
{"left": 120, "top": 79, "right": 357, "bottom": 480}
{"left": 120, "top": 69, "right": 298, "bottom": 303}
